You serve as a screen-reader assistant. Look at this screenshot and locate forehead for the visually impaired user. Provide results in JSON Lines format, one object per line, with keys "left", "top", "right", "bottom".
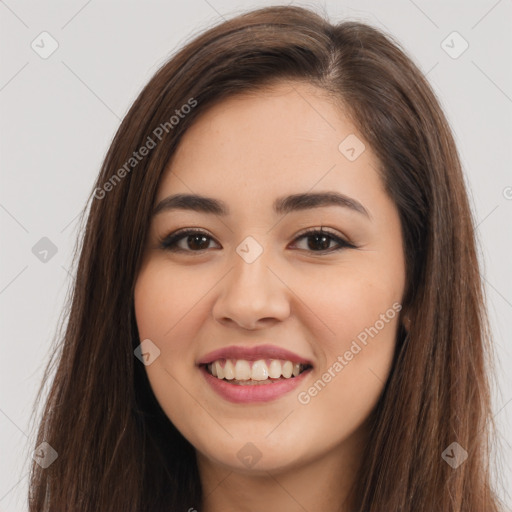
{"left": 156, "top": 81, "right": 383, "bottom": 207}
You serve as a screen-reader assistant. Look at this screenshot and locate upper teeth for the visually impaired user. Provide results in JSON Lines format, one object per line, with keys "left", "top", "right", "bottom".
{"left": 208, "top": 359, "right": 304, "bottom": 381}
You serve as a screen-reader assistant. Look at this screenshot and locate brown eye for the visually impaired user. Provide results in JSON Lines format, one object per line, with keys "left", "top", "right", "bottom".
{"left": 292, "top": 229, "right": 355, "bottom": 253}
{"left": 160, "top": 228, "right": 355, "bottom": 254}
{"left": 160, "top": 229, "right": 219, "bottom": 252}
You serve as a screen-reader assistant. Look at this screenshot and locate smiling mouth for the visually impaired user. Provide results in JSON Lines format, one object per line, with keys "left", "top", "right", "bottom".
{"left": 202, "top": 358, "right": 313, "bottom": 385}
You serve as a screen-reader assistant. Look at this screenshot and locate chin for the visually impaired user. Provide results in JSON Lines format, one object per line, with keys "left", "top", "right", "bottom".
{"left": 196, "top": 433, "right": 309, "bottom": 475}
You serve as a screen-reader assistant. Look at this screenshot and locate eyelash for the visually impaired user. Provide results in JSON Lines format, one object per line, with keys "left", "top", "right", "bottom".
{"left": 159, "top": 227, "right": 356, "bottom": 254}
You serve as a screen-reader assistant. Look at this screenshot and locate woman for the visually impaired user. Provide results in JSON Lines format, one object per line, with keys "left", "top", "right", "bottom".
{"left": 28, "top": 5, "right": 502, "bottom": 511}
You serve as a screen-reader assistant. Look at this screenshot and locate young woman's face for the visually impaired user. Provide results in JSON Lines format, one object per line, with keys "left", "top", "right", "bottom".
{"left": 134, "top": 81, "right": 406, "bottom": 476}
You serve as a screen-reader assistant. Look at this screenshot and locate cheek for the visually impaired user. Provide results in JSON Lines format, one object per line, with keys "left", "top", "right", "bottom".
{"left": 134, "top": 261, "right": 205, "bottom": 342}
{"left": 288, "top": 258, "right": 403, "bottom": 355}
{"left": 294, "top": 284, "right": 400, "bottom": 444}
{"left": 291, "top": 261, "right": 402, "bottom": 419}
{"left": 133, "top": 263, "right": 203, "bottom": 405}
{"left": 133, "top": 264, "right": 211, "bottom": 435}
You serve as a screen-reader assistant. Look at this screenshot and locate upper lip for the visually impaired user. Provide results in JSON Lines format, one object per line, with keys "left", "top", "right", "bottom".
{"left": 197, "top": 344, "right": 313, "bottom": 366}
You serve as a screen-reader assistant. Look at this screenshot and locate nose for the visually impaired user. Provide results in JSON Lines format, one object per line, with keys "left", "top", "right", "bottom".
{"left": 212, "top": 247, "right": 291, "bottom": 330}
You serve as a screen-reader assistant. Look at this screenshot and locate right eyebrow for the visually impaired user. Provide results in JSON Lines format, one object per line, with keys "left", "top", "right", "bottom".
{"left": 152, "top": 194, "right": 229, "bottom": 217}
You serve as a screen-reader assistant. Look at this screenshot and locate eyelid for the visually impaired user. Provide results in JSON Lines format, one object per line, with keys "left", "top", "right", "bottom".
{"left": 292, "top": 226, "right": 348, "bottom": 242}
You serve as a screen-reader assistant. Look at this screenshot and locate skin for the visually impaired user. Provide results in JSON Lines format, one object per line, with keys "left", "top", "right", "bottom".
{"left": 134, "top": 81, "right": 407, "bottom": 511}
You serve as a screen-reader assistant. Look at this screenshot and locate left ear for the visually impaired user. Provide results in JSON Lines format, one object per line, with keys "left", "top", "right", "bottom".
{"left": 400, "top": 311, "right": 411, "bottom": 332}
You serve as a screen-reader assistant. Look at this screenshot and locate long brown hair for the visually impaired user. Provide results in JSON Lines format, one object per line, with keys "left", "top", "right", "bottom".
{"left": 28, "top": 5, "right": 502, "bottom": 511}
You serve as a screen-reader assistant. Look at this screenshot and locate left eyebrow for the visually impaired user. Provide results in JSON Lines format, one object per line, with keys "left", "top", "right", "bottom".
{"left": 273, "top": 191, "right": 370, "bottom": 218}
{"left": 152, "top": 191, "right": 370, "bottom": 219}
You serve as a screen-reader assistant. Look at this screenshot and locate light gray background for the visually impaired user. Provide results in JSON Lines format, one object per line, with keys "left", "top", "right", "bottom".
{"left": 1, "top": 1, "right": 511, "bottom": 510}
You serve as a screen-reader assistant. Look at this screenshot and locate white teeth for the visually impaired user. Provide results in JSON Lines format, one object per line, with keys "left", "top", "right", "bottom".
{"left": 207, "top": 359, "right": 308, "bottom": 381}
{"left": 282, "top": 361, "right": 293, "bottom": 378}
{"left": 268, "top": 360, "right": 282, "bottom": 379}
{"left": 234, "top": 360, "right": 251, "bottom": 380}
{"left": 214, "top": 361, "right": 224, "bottom": 379}
{"left": 251, "top": 360, "right": 269, "bottom": 381}
{"left": 223, "top": 360, "right": 235, "bottom": 380}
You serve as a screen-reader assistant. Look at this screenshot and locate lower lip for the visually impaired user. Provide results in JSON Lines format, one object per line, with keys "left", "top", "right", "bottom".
{"left": 200, "top": 365, "right": 312, "bottom": 404}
